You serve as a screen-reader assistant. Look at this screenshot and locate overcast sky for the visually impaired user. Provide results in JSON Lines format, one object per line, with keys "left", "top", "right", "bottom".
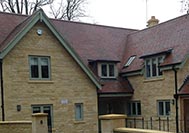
{"left": 45, "top": 0, "right": 187, "bottom": 29}
{"left": 82, "top": 0, "right": 186, "bottom": 29}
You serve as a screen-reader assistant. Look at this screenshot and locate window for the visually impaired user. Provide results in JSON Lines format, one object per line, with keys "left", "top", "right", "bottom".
{"left": 127, "top": 101, "right": 141, "bottom": 116}
{"left": 29, "top": 56, "right": 50, "bottom": 79}
{"left": 125, "top": 55, "right": 136, "bottom": 67}
{"left": 75, "top": 103, "right": 84, "bottom": 121}
{"left": 32, "top": 105, "right": 53, "bottom": 133}
{"left": 145, "top": 56, "right": 164, "bottom": 78}
{"left": 99, "top": 63, "right": 116, "bottom": 78}
{"left": 157, "top": 100, "right": 170, "bottom": 116}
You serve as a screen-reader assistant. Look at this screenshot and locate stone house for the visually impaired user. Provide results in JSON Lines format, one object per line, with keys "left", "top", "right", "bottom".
{"left": 0, "top": 9, "right": 189, "bottom": 133}
{"left": 0, "top": 10, "right": 101, "bottom": 133}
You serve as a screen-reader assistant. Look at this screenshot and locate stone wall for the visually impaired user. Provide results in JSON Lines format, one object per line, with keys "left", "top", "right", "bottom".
{"left": 0, "top": 113, "right": 48, "bottom": 133}
{"left": 0, "top": 121, "right": 32, "bottom": 133}
{"left": 99, "top": 114, "right": 174, "bottom": 133}
{"left": 126, "top": 59, "right": 189, "bottom": 132}
{"left": 2, "top": 22, "right": 98, "bottom": 133}
{"left": 114, "top": 128, "right": 173, "bottom": 133}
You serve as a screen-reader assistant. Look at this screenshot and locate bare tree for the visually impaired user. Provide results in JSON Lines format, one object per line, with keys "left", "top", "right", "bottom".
{"left": 49, "top": 0, "right": 87, "bottom": 21}
{"left": 0, "top": 0, "right": 53, "bottom": 15}
{"left": 181, "top": 0, "right": 189, "bottom": 13}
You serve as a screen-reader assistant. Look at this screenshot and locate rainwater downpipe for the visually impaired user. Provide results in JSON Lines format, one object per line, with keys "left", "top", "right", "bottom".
{"left": 0, "top": 59, "right": 5, "bottom": 121}
{"left": 173, "top": 66, "right": 179, "bottom": 133}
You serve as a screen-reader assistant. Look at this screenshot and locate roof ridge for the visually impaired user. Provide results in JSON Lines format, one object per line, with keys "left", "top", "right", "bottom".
{"left": 50, "top": 18, "right": 138, "bottom": 31}
{"left": 128, "top": 13, "right": 188, "bottom": 36}
{"left": 0, "top": 11, "right": 29, "bottom": 17}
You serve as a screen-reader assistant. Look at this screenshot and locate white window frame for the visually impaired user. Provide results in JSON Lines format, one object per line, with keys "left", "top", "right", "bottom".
{"left": 98, "top": 63, "right": 117, "bottom": 78}
{"left": 145, "top": 56, "right": 164, "bottom": 78}
{"left": 75, "top": 103, "right": 84, "bottom": 121}
{"left": 29, "top": 56, "right": 51, "bottom": 80}
{"left": 127, "top": 101, "right": 141, "bottom": 116}
{"left": 157, "top": 100, "right": 171, "bottom": 116}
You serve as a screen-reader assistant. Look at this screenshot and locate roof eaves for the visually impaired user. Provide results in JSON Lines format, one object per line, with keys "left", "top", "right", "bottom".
{"left": 177, "top": 54, "right": 189, "bottom": 70}
{"left": 42, "top": 12, "right": 102, "bottom": 89}
{"left": 178, "top": 75, "right": 189, "bottom": 92}
{"left": 139, "top": 48, "right": 173, "bottom": 59}
{"left": 160, "top": 62, "right": 181, "bottom": 71}
{"left": 88, "top": 59, "right": 120, "bottom": 63}
{"left": 0, "top": 10, "right": 43, "bottom": 58}
{"left": 98, "top": 92, "right": 133, "bottom": 98}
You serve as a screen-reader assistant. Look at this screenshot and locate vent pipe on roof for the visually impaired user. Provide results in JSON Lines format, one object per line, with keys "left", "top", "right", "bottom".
{"left": 147, "top": 16, "right": 159, "bottom": 27}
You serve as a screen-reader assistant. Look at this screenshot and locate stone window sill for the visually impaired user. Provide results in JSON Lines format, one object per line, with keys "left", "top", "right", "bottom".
{"left": 28, "top": 80, "right": 54, "bottom": 84}
{"left": 74, "top": 121, "right": 86, "bottom": 124}
{"left": 143, "top": 77, "right": 165, "bottom": 83}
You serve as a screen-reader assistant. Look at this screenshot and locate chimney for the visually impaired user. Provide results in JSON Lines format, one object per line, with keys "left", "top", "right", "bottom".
{"left": 147, "top": 16, "right": 159, "bottom": 27}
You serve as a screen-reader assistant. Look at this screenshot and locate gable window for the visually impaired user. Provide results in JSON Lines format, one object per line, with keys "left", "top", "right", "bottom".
{"left": 145, "top": 56, "right": 164, "bottom": 78}
{"left": 29, "top": 56, "right": 50, "bottom": 79}
{"left": 157, "top": 100, "right": 170, "bottom": 116}
{"left": 99, "top": 63, "right": 116, "bottom": 78}
{"left": 75, "top": 103, "right": 84, "bottom": 121}
{"left": 32, "top": 105, "right": 53, "bottom": 132}
{"left": 127, "top": 101, "right": 141, "bottom": 116}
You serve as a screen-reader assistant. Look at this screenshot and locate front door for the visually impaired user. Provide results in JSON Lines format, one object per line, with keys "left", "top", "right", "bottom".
{"left": 184, "top": 99, "right": 189, "bottom": 132}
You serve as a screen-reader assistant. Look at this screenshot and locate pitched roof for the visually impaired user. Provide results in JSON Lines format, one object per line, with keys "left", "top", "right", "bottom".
{"left": 0, "top": 12, "right": 27, "bottom": 51}
{"left": 51, "top": 19, "right": 137, "bottom": 67}
{"left": 98, "top": 77, "right": 134, "bottom": 94}
{"left": 0, "top": 10, "right": 101, "bottom": 89}
{"left": 179, "top": 75, "right": 189, "bottom": 95}
{"left": 121, "top": 14, "right": 189, "bottom": 73}
{"left": 50, "top": 19, "right": 136, "bottom": 94}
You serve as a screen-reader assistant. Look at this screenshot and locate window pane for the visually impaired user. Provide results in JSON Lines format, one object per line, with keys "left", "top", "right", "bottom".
{"left": 137, "top": 102, "right": 141, "bottom": 115}
{"left": 32, "top": 107, "right": 41, "bottom": 113}
{"left": 158, "top": 57, "right": 163, "bottom": 76}
{"left": 30, "top": 58, "right": 39, "bottom": 78}
{"left": 165, "top": 101, "right": 170, "bottom": 115}
{"left": 158, "top": 102, "right": 164, "bottom": 115}
{"left": 75, "top": 103, "right": 83, "bottom": 120}
{"left": 43, "top": 106, "right": 52, "bottom": 130}
{"left": 109, "top": 64, "right": 115, "bottom": 77}
{"left": 41, "top": 58, "right": 49, "bottom": 78}
{"left": 101, "top": 64, "right": 107, "bottom": 77}
{"left": 30, "top": 57, "right": 38, "bottom": 65}
{"left": 128, "top": 102, "right": 141, "bottom": 116}
{"left": 132, "top": 103, "right": 136, "bottom": 115}
{"left": 127, "top": 103, "right": 131, "bottom": 115}
{"left": 152, "top": 58, "right": 157, "bottom": 76}
{"left": 146, "top": 60, "right": 151, "bottom": 77}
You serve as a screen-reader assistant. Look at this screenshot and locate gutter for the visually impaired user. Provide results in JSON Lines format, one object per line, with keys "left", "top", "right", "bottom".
{"left": 0, "top": 59, "right": 5, "bottom": 121}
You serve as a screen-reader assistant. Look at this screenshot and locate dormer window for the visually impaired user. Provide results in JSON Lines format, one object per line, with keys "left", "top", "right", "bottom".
{"left": 140, "top": 48, "right": 172, "bottom": 78}
{"left": 145, "top": 56, "right": 164, "bottom": 78}
{"left": 98, "top": 63, "right": 116, "bottom": 79}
